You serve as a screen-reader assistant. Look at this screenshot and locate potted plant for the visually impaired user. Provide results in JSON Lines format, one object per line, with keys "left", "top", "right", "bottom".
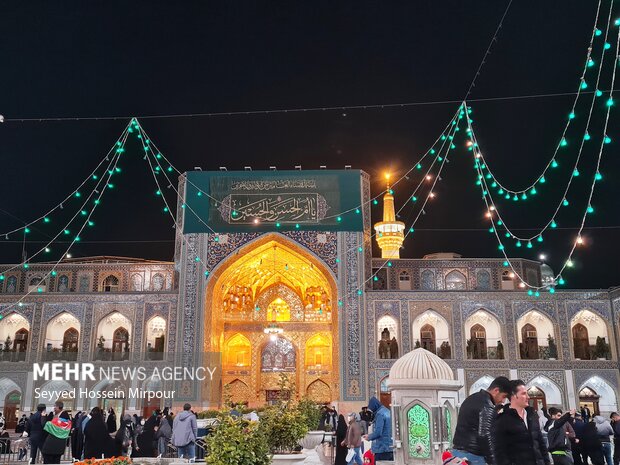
{"left": 205, "top": 411, "right": 270, "bottom": 465}
{"left": 547, "top": 334, "right": 558, "bottom": 360}
{"left": 261, "top": 374, "right": 308, "bottom": 465}
{"left": 414, "top": 340, "right": 421, "bottom": 349}
{"left": 297, "top": 397, "right": 324, "bottom": 451}
{"left": 594, "top": 336, "right": 610, "bottom": 360}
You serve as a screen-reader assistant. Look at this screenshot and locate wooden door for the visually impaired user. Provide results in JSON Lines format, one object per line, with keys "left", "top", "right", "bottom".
{"left": 470, "top": 324, "right": 487, "bottom": 359}
{"left": 420, "top": 324, "right": 436, "bottom": 355}
{"left": 521, "top": 324, "right": 539, "bottom": 359}
{"left": 62, "top": 327, "right": 79, "bottom": 352}
{"left": 572, "top": 324, "right": 590, "bottom": 359}
{"left": 154, "top": 335, "right": 165, "bottom": 353}
{"left": 13, "top": 328, "right": 28, "bottom": 352}
{"left": 3, "top": 390, "right": 21, "bottom": 430}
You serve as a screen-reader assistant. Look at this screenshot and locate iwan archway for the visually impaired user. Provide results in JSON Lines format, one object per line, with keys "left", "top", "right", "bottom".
{"left": 204, "top": 233, "right": 339, "bottom": 407}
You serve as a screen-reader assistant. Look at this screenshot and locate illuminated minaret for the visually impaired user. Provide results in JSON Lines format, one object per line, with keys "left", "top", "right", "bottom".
{"left": 374, "top": 173, "right": 405, "bottom": 259}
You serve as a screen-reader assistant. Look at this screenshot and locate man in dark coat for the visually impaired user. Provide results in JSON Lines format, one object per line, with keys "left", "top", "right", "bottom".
{"left": 493, "top": 380, "right": 550, "bottom": 465}
{"left": 41, "top": 402, "right": 72, "bottom": 464}
{"left": 452, "top": 376, "right": 512, "bottom": 465}
{"left": 26, "top": 404, "right": 47, "bottom": 464}
{"left": 611, "top": 412, "right": 620, "bottom": 465}
{"left": 545, "top": 408, "right": 576, "bottom": 465}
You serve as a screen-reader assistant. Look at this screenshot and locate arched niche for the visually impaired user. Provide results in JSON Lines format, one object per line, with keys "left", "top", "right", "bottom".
{"left": 412, "top": 310, "right": 451, "bottom": 358}
{"left": 224, "top": 333, "right": 251, "bottom": 367}
{"left": 464, "top": 310, "right": 502, "bottom": 359}
{"left": 305, "top": 333, "right": 331, "bottom": 369}
{"left": 571, "top": 310, "right": 611, "bottom": 360}
{"left": 516, "top": 311, "right": 555, "bottom": 360}
{"left": 44, "top": 312, "right": 80, "bottom": 360}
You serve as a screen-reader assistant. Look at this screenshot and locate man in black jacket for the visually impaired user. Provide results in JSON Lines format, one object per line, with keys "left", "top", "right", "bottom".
{"left": 545, "top": 408, "right": 576, "bottom": 465}
{"left": 26, "top": 404, "right": 47, "bottom": 465}
{"left": 494, "top": 380, "right": 550, "bottom": 465}
{"left": 611, "top": 413, "right": 620, "bottom": 465}
{"left": 452, "top": 376, "right": 511, "bottom": 465}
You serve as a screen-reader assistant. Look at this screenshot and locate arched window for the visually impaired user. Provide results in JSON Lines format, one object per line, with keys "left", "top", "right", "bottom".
{"left": 62, "top": 328, "right": 79, "bottom": 353}
{"left": 469, "top": 324, "right": 487, "bottom": 359}
{"left": 261, "top": 337, "right": 295, "bottom": 372}
{"left": 399, "top": 271, "right": 411, "bottom": 290}
{"left": 420, "top": 270, "right": 435, "bottom": 290}
{"left": 131, "top": 274, "right": 143, "bottom": 292}
{"left": 14, "top": 328, "right": 29, "bottom": 354}
{"left": 6, "top": 276, "right": 18, "bottom": 293}
{"left": 527, "top": 386, "right": 546, "bottom": 411}
{"left": 520, "top": 323, "right": 539, "bottom": 359}
{"left": 78, "top": 275, "right": 90, "bottom": 292}
{"left": 305, "top": 334, "right": 331, "bottom": 369}
{"left": 573, "top": 323, "right": 590, "bottom": 359}
{"left": 476, "top": 270, "right": 491, "bottom": 290}
{"left": 112, "top": 327, "right": 129, "bottom": 353}
{"left": 102, "top": 275, "right": 120, "bottom": 292}
{"left": 445, "top": 271, "right": 466, "bottom": 290}
{"left": 151, "top": 273, "right": 165, "bottom": 291}
{"left": 379, "top": 376, "right": 391, "bottom": 408}
{"left": 377, "top": 315, "right": 399, "bottom": 359}
{"left": 224, "top": 334, "right": 251, "bottom": 367}
{"left": 57, "top": 275, "right": 69, "bottom": 292}
{"left": 420, "top": 324, "right": 436, "bottom": 354}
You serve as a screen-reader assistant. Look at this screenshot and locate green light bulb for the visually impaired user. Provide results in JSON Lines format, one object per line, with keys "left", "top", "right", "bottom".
{"left": 0, "top": 275, "right": 4, "bottom": 281}
{"left": 23, "top": 263, "right": 29, "bottom": 269}
{"left": 92, "top": 175, "right": 98, "bottom": 180}
{"left": 503, "top": 261, "right": 509, "bottom": 266}
{"left": 516, "top": 241, "right": 522, "bottom": 247}
{"left": 607, "top": 98, "right": 614, "bottom": 106}
{"left": 540, "top": 176, "right": 546, "bottom": 183}
{"left": 534, "top": 291, "right": 540, "bottom": 297}
{"left": 64, "top": 229, "right": 70, "bottom": 235}
{"left": 275, "top": 222, "right": 281, "bottom": 228}
{"left": 595, "top": 28, "right": 602, "bottom": 36}
{"left": 155, "top": 166, "right": 161, "bottom": 172}
{"left": 489, "top": 227, "right": 495, "bottom": 233}
{"left": 358, "top": 247, "right": 363, "bottom": 252}
{"left": 528, "top": 290, "right": 533, "bottom": 296}
{"left": 411, "top": 196, "right": 417, "bottom": 202}
{"left": 563, "top": 199, "right": 569, "bottom": 207}
{"left": 581, "top": 81, "right": 588, "bottom": 90}
{"left": 498, "top": 244, "right": 504, "bottom": 251}
{"left": 43, "top": 217, "right": 50, "bottom": 223}
{"left": 504, "top": 232, "right": 511, "bottom": 238}
{"left": 337, "top": 216, "right": 342, "bottom": 222}
{"left": 409, "top": 227, "right": 414, "bottom": 233}
{"left": 615, "top": 18, "right": 620, "bottom": 26}
{"left": 357, "top": 289, "right": 362, "bottom": 295}
{"left": 537, "top": 235, "right": 543, "bottom": 242}
{"left": 163, "top": 207, "right": 169, "bottom": 213}
{"left": 75, "top": 192, "right": 81, "bottom": 198}
{"left": 24, "top": 227, "right": 30, "bottom": 234}
{"left": 587, "top": 205, "right": 594, "bottom": 213}
{"left": 573, "top": 169, "right": 580, "bottom": 177}
{"left": 497, "top": 220, "right": 503, "bottom": 226}
{"left": 521, "top": 193, "right": 527, "bottom": 200}
{"left": 295, "top": 223, "right": 300, "bottom": 229}
{"left": 551, "top": 220, "right": 557, "bottom": 228}
{"left": 195, "top": 256, "right": 200, "bottom": 262}
{"left": 156, "top": 190, "right": 161, "bottom": 196}
{"left": 491, "top": 182, "right": 497, "bottom": 188}
{"left": 204, "top": 271, "right": 210, "bottom": 277}
{"left": 584, "top": 132, "right": 591, "bottom": 140}
{"left": 569, "top": 112, "right": 575, "bottom": 119}
{"left": 558, "top": 277, "right": 565, "bottom": 285}
{"left": 551, "top": 160, "right": 559, "bottom": 168}
{"left": 505, "top": 193, "right": 510, "bottom": 200}
{"left": 416, "top": 163, "right": 422, "bottom": 170}
{"left": 430, "top": 149, "right": 436, "bottom": 154}
{"left": 387, "top": 261, "right": 392, "bottom": 267}
{"left": 498, "top": 188, "right": 504, "bottom": 194}
{"left": 81, "top": 210, "right": 87, "bottom": 216}
{"left": 197, "top": 191, "right": 202, "bottom": 197}
{"left": 167, "top": 166, "right": 173, "bottom": 172}
{"left": 596, "top": 89, "right": 603, "bottom": 97}
{"left": 513, "top": 195, "right": 518, "bottom": 201}
{"left": 588, "top": 59, "right": 595, "bottom": 67}
{"left": 530, "top": 187, "right": 537, "bottom": 195}
{"left": 75, "top": 236, "right": 81, "bottom": 242}
{"left": 604, "top": 135, "right": 611, "bottom": 144}
{"left": 527, "top": 241, "right": 533, "bottom": 249}
{"left": 373, "top": 199, "right": 378, "bottom": 205}
{"left": 560, "top": 138, "right": 567, "bottom": 147}
{"left": 51, "top": 270, "right": 57, "bottom": 276}
{"left": 94, "top": 199, "right": 100, "bottom": 205}
{"left": 355, "top": 208, "right": 360, "bottom": 214}
{"left": 595, "top": 172, "right": 603, "bottom": 181}
{"left": 604, "top": 42, "right": 611, "bottom": 50}
{"left": 107, "top": 183, "right": 114, "bottom": 188}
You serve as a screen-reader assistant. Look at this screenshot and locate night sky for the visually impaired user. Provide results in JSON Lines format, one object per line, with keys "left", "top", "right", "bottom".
{"left": 1, "top": 1, "right": 618, "bottom": 289}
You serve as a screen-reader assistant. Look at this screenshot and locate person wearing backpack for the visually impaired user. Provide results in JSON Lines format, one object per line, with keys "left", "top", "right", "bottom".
{"left": 545, "top": 408, "right": 576, "bottom": 465}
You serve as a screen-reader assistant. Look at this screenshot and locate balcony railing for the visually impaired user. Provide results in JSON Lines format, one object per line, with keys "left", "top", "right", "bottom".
{"left": 0, "top": 351, "right": 27, "bottom": 362}
{"left": 43, "top": 350, "right": 79, "bottom": 362}
{"left": 93, "top": 350, "right": 131, "bottom": 361}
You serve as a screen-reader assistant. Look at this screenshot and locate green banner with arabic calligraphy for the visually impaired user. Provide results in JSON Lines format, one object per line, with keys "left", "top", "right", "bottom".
{"left": 182, "top": 170, "right": 364, "bottom": 233}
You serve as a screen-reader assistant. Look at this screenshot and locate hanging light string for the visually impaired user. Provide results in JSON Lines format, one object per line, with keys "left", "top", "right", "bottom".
{"left": 133, "top": 106, "right": 463, "bottom": 225}
{"left": 138, "top": 104, "right": 465, "bottom": 257}
{"left": 473, "top": 0, "right": 608, "bottom": 197}
{"left": 136, "top": 124, "right": 213, "bottom": 278}
{"left": 467, "top": 20, "right": 618, "bottom": 294}
{"left": 469, "top": 4, "right": 618, "bottom": 244}
{"left": 0, "top": 134, "right": 127, "bottom": 310}
{"left": 338, "top": 107, "right": 465, "bottom": 300}
{"left": 0, "top": 121, "right": 133, "bottom": 237}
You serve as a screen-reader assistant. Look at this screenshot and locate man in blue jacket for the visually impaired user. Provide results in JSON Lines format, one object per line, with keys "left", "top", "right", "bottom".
{"left": 25, "top": 404, "right": 47, "bottom": 464}
{"left": 363, "top": 397, "right": 393, "bottom": 460}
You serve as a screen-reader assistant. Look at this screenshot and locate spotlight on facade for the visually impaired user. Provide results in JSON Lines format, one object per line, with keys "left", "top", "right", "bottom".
{"left": 244, "top": 166, "right": 252, "bottom": 171}
{"left": 539, "top": 254, "right": 547, "bottom": 261}
{"left": 295, "top": 165, "right": 302, "bottom": 170}
{"left": 193, "top": 167, "right": 202, "bottom": 171}
{"left": 269, "top": 166, "right": 277, "bottom": 171}
{"left": 320, "top": 165, "right": 326, "bottom": 169}
{"left": 219, "top": 167, "right": 227, "bottom": 171}
{"left": 344, "top": 165, "right": 351, "bottom": 169}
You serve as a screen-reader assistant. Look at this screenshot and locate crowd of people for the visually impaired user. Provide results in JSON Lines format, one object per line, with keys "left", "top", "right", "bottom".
{"left": 452, "top": 376, "right": 620, "bottom": 465}
{"left": 0, "top": 401, "right": 198, "bottom": 464}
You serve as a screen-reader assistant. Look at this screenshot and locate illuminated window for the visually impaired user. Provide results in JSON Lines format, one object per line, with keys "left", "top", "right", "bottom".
{"left": 267, "top": 298, "right": 291, "bottom": 322}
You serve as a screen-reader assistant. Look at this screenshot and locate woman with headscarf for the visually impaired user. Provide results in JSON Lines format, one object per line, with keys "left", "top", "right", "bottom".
{"left": 83, "top": 407, "right": 114, "bottom": 459}
{"left": 133, "top": 414, "right": 157, "bottom": 457}
{"left": 334, "top": 414, "right": 349, "bottom": 465}
{"left": 155, "top": 413, "right": 172, "bottom": 457}
{"left": 115, "top": 414, "right": 136, "bottom": 457}
{"left": 342, "top": 412, "right": 363, "bottom": 465}
{"left": 106, "top": 408, "right": 117, "bottom": 434}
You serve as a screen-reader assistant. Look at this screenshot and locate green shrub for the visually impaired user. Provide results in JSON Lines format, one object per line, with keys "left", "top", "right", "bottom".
{"left": 260, "top": 405, "right": 308, "bottom": 454}
{"left": 205, "top": 414, "right": 269, "bottom": 465}
{"left": 297, "top": 397, "right": 322, "bottom": 431}
{"left": 197, "top": 410, "right": 220, "bottom": 419}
